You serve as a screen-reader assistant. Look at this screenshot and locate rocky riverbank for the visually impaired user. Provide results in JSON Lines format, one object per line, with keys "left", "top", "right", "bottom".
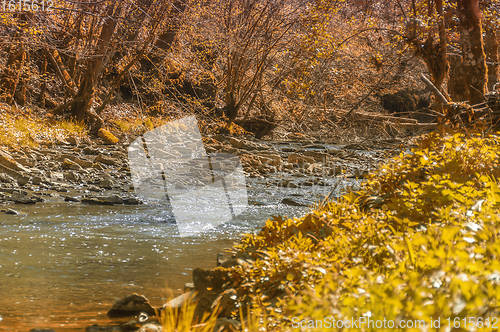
{"left": 0, "top": 133, "right": 390, "bottom": 215}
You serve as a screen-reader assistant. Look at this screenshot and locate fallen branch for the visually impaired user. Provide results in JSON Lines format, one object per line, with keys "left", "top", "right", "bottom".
{"left": 49, "top": 93, "right": 91, "bottom": 115}
{"left": 419, "top": 73, "right": 448, "bottom": 104}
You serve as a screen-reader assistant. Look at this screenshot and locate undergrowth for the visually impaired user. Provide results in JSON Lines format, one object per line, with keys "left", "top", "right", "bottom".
{"left": 0, "top": 110, "right": 86, "bottom": 147}
{"left": 219, "top": 131, "right": 500, "bottom": 331}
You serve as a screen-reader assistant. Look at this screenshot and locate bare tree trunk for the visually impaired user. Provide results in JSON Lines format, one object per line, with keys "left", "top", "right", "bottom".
{"left": 457, "top": 0, "right": 487, "bottom": 105}
{"left": 418, "top": 0, "right": 449, "bottom": 102}
{"left": 484, "top": 28, "right": 499, "bottom": 91}
{"left": 38, "top": 54, "right": 48, "bottom": 107}
{"left": 0, "top": 42, "right": 26, "bottom": 104}
{"left": 71, "top": 3, "right": 122, "bottom": 123}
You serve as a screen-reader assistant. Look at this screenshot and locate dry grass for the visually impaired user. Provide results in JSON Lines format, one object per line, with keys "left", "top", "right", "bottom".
{"left": 0, "top": 106, "right": 87, "bottom": 148}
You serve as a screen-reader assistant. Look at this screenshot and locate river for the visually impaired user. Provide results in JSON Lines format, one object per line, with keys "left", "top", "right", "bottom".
{"left": 0, "top": 173, "right": 358, "bottom": 331}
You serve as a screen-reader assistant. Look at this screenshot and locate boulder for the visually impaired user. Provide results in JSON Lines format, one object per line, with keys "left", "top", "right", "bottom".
{"left": 107, "top": 294, "right": 155, "bottom": 318}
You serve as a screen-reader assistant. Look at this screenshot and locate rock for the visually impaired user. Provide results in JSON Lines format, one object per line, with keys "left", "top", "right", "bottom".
{"left": 31, "top": 176, "right": 44, "bottom": 185}
{"left": 213, "top": 318, "right": 241, "bottom": 332}
{"left": 161, "top": 291, "right": 195, "bottom": 310}
{"left": 88, "top": 185, "right": 103, "bottom": 192}
{"left": 111, "top": 151, "right": 126, "bottom": 160}
{"left": 0, "top": 163, "right": 30, "bottom": 185}
{"left": 74, "top": 158, "right": 93, "bottom": 168}
{"left": 62, "top": 158, "right": 82, "bottom": 171}
{"left": 184, "top": 282, "right": 195, "bottom": 293}
{"left": 99, "top": 179, "right": 114, "bottom": 189}
{"left": 281, "top": 197, "right": 311, "bottom": 207}
{"left": 55, "top": 136, "right": 70, "bottom": 145}
{"left": 64, "top": 196, "right": 81, "bottom": 202}
{"left": 98, "top": 128, "right": 120, "bottom": 145}
{"left": 123, "top": 197, "right": 142, "bottom": 205}
{"left": 301, "top": 180, "right": 314, "bottom": 186}
{"left": 288, "top": 153, "right": 314, "bottom": 165}
{"left": 107, "top": 294, "right": 155, "bottom": 318}
{"left": 0, "top": 173, "right": 16, "bottom": 184}
{"left": 56, "top": 154, "right": 76, "bottom": 162}
{"left": 138, "top": 324, "right": 162, "bottom": 332}
{"left": 259, "top": 154, "right": 281, "bottom": 166}
{"left": 0, "top": 149, "right": 29, "bottom": 172}
{"left": 10, "top": 192, "right": 37, "bottom": 204}
{"left": 67, "top": 136, "right": 79, "bottom": 146}
{"left": 95, "top": 154, "right": 118, "bottom": 166}
{"left": 5, "top": 208, "right": 20, "bottom": 215}
{"left": 211, "top": 288, "right": 238, "bottom": 317}
{"left": 381, "top": 89, "right": 429, "bottom": 114}
{"left": 229, "top": 138, "right": 245, "bottom": 149}
{"left": 277, "top": 179, "right": 292, "bottom": 187}
{"left": 15, "top": 157, "right": 34, "bottom": 167}
{"left": 82, "top": 195, "right": 124, "bottom": 205}
{"left": 83, "top": 147, "right": 97, "bottom": 155}
{"left": 85, "top": 325, "right": 123, "bottom": 332}
{"left": 64, "top": 171, "right": 80, "bottom": 182}
{"left": 303, "top": 150, "right": 329, "bottom": 162}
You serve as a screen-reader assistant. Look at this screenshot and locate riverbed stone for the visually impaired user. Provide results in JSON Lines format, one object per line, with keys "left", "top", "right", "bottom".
{"left": 85, "top": 325, "right": 123, "bottom": 332}
{"left": 0, "top": 149, "right": 29, "bottom": 172}
{"left": 0, "top": 173, "right": 16, "bottom": 184}
{"left": 64, "top": 195, "right": 81, "bottom": 202}
{"left": 74, "top": 157, "right": 93, "bottom": 168}
{"left": 10, "top": 191, "right": 37, "bottom": 204}
{"left": 64, "top": 171, "right": 80, "bottom": 182}
{"left": 288, "top": 153, "right": 314, "bottom": 165}
{"left": 123, "top": 197, "right": 141, "bottom": 205}
{"left": 107, "top": 294, "right": 155, "bottom": 318}
{"left": 82, "top": 195, "right": 124, "bottom": 205}
{"left": 211, "top": 288, "right": 238, "bottom": 317}
{"left": 62, "top": 158, "right": 82, "bottom": 171}
{"left": 99, "top": 179, "right": 114, "bottom": 189}
{"left": 95, "top": 154, "right": 118, "bottom": 166}
{"left": 138, "top": 324, "right": 162, "bottom": 332}
{"left": 281, "top": 197, "right": 312, "bottom": 207}
{"left": 5, "top": 208, "right": 20, "bottom": 215}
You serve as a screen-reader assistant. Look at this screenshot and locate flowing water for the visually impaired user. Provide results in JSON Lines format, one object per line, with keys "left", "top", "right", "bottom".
{"left": 0, "top": 173, "right": 358, "bottom": 331}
